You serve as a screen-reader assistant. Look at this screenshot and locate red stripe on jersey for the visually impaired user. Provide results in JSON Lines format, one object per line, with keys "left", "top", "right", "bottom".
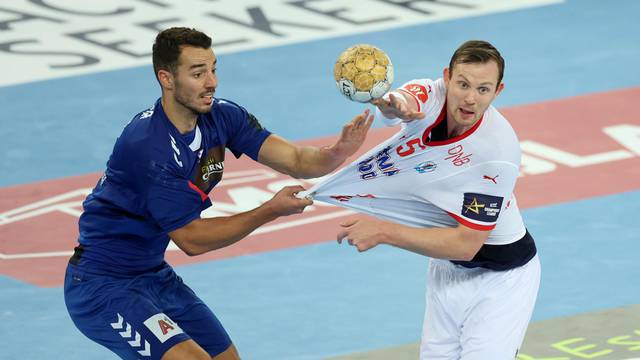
{"left": 188, "top": 181, "right": 208, "bottom": 202}
{"left": 421, "top": 104, "right": 447, "bottom": 146}
{"left": 398, "top": 88, "right": 422, "bottom": 112}
{"left": 447, "top": 211, "right": 495, "bottom": 231}
{"left": 402, "top": 83, "right": 429, "bottom": 103}
{"left": 424, "top": 105, "right": 485, "bottom": 146}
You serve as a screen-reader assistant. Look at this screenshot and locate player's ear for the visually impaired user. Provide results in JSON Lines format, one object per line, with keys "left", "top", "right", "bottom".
{"left": 158, "top": 69, "right": 174, "bottom": 91}
{"left": 443, "top": 67, "right": 450, "bottom": 86}
{"left": 495, "top": 82, "right": 504, "bottom": 96}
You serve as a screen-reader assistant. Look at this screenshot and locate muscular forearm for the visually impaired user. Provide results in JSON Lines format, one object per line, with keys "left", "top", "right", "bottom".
{"left": 292, "top": 144, "right": 345, "bottom": 179}
{"left": 383, "top": 224, "right": 485, "bottom": 261}
{"left": 170, "top": 204, "right": 279, "bottom": 256}
{"left": 258, "top": 136, "right": 349, "bottom": 179}
{"left": 259, "top": 111, "right": 371, "bottom": 179}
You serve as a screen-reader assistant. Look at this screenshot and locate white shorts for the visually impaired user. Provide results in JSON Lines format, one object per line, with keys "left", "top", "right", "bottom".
{"left": 420, "top": 255, "right": 541, "bottom": 360}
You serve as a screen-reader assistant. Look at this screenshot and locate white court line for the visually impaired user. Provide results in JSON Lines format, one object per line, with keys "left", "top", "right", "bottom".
{"left": 0, "top": 209, "right": 355, "bottom": 260}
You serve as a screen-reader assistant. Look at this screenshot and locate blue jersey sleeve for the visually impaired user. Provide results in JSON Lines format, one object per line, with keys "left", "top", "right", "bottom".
{"left": 146, "top": 160, "right": 212, "bottom": 233}
{"left": 218, "top": 100, "right": 271, "bottom": 160}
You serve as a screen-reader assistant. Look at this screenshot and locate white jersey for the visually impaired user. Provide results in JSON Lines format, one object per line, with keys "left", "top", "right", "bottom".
{"left": 306, "top": 78, "right": 526, "bottom": 245}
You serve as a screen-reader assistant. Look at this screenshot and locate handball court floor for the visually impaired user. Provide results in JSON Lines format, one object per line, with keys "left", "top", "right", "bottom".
{"left": 1, "top": 0, "right": 639, "bottom": 359}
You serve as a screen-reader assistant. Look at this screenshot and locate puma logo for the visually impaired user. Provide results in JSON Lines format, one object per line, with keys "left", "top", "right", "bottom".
{"left": 483, "top": 174, "right": 499, "bottom": 184}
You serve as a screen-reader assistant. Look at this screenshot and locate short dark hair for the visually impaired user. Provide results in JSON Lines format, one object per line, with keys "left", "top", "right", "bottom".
{"left": 448, "top": 40, "right": 505, "bottom": 86}
{"left": 152, "top": 27, "right": 212, "bottom": 79}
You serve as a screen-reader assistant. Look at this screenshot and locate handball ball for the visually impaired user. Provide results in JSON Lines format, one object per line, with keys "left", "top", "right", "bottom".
{"left": 334, "top": 44, "right": 394, "bottom": 103}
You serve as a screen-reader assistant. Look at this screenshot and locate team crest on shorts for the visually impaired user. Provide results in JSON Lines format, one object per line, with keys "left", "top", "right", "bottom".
{"left": 461, "top": 193, "right": 503, "bottom": 222}
{"left": 144, "top": 313, "right": 184, "bottom": 343}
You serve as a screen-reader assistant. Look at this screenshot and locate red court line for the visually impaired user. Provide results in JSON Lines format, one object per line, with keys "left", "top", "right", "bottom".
{"left": 1, "top": 87, "right": 639, "bottom": 287}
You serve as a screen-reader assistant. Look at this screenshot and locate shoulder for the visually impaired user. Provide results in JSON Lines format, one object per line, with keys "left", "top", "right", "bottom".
{"left": 398, "top": 78, "right": 439, "bottom": 101}
{"left": 397, "top": 78, "right": 445, "bottom": 114}
{"left": 208, "top": 98, "right": 267, "bottom": 135}
{"left": 476, "top": 106, "right": 521, "bottom": 164}
{"left": 205, "top": 98, "right": 250, "bottom": 130}
{"left": 115, "top": 103, "right": 174, "bottom": 167}
{"left": 211, "top": 98, "right": 248, "bottom": 120}
{"left": 485, "top": 106, "right": 519, "bottom": 142}
{"left": 400, "top": 78, "right": 444, "bottom": 96}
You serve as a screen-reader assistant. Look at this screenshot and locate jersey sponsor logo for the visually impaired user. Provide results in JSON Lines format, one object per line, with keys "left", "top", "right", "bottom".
{"left": 483, "top": 174, "right": 499, "bottom": 183}
{"left": 445, "top": 144, "right": 472, "bottom": 166}
{"left": 414, "top": 161, "right": 437, "bottom": 173}
{"left": 358, "top": 146, "right": 399, "bottom": 180}
{"left": 202, "top": 160, "right": 224, "bottom": 181}
{"left": 143, "top": 313, "right": 183, "bottom": 344}
{"left": 462, "top": 193, "right": 503, "bottom": 222}
{"left": 403, "top": 84, "right": 429, "bottom": 103}
{"left": 194, "top": 147, "right": 226, "bottom": 192}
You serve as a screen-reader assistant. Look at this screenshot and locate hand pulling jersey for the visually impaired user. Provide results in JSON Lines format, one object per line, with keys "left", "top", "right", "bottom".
{"left": 305, "top": 78, "right": 536, "bottom": 269}
{"left": 76, "top": 98, "right": 271, "bottom": 276}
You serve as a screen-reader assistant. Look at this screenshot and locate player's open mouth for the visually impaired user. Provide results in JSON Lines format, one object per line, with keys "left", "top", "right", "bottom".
{"left": 201, "top": 93, "right": 213, "bottom": 103}
{"left": 460, "top": 108, "right": 474, "bottom": 117}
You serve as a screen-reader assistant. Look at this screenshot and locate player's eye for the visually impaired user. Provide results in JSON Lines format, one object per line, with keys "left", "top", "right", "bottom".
{"left": 212, "top": 68, "right": 217, "bottom": 75}
{"left": 479, "top": 87, "right": 490, "bottom": 94}
{"left": 193, "top": 72, "right": 202, "bottom": 78}
{"left": 458, "top": 81, "right": 468, "bottom": 89}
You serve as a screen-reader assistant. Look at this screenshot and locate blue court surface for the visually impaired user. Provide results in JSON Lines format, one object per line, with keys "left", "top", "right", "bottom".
{"left": 1, "top": 0, "right": 639, "bottom": 359}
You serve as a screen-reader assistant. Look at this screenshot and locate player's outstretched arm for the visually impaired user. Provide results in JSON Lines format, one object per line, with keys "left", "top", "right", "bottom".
{"left": 169, "top": 186, "right": 312, "bottom": 256}
{"left": 371, "top": 90, "right": 425, "bottom": 122}
{"left": 337, "top": 216, "right": 488, "bottom": 260}
{"left": 257, "top": 110, "right": 373, "bottom": 179}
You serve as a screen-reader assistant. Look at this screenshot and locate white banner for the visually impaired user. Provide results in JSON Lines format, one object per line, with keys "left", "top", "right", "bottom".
{"left": 0, "top": 0, "right": 562, "bottom": 86}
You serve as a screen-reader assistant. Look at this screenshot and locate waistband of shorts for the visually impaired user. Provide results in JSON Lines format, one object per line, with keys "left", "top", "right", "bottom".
{"left": 450, "top": 229, "right": 537, "bottom": 271}
{"left": 68, "top": 244, "right": 170, "bottom": 278}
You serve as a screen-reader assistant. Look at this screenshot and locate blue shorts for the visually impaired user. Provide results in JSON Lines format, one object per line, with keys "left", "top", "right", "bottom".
{"left": 64, "top": 262, "right": 231, "bottom": 360}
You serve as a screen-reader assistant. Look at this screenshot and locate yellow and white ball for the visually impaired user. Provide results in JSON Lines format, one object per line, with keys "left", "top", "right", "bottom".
{"left": 334, "top": 44, "right": 394, "bottom": 103}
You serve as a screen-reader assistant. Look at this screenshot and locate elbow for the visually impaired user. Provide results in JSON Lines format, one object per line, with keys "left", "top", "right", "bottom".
{"left": 171, "top": 237, "right": 205, "bottom": 257}
{"left": 456, "top": 240, "right": 484, "bottom": 261}
{"left": 453, "top": 226, "right": 487, "bottom": 261}
{"left": 276, "top": 164, "right": 304, "bottom": 179}
{"left": 458, "top": 249, "right": 478, "bottom": 261}
{"left": 288, "top": 171, "right": 304, "bottom": 179}
{"left": 288, "top": 169, "right": 320, "bottom": 180}
{"left": 182, "top": 241, "right": 209, "bottom": 256}
{"left": 182, "top": 247, "right": 203, "bottom": 257}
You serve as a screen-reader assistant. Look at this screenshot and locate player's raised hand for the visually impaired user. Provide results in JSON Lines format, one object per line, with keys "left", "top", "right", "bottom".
{"left": 337, "top": 217, "right": 391, "bottom": 252}
{"left": 371, "top": 91, "right": 425, "bottom": 122}
{"left": 332, "top": 109, "right": 374, "bottom": 158}
{"left": 266, "top": 185, "right": 313, "bottom": 217}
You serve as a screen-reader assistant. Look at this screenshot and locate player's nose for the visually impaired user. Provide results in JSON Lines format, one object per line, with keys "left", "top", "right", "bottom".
{"left": 204, "top": 71, "right": 217, "bottom": 89}
{"left": 464, "top": 92, "right": 476, "bottom": 105}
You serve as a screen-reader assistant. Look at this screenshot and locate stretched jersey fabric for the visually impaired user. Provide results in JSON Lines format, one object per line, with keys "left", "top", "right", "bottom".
{"left": 304, "top": 78, "right": 526, "bottom": 246}
{"left": 77, "top": 98, "right": 271, "bottom": 276}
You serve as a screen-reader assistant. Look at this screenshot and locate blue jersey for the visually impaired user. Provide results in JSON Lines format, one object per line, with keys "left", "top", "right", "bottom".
{"left": 77, "top": 98, "right": 271, "bottom": 276}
